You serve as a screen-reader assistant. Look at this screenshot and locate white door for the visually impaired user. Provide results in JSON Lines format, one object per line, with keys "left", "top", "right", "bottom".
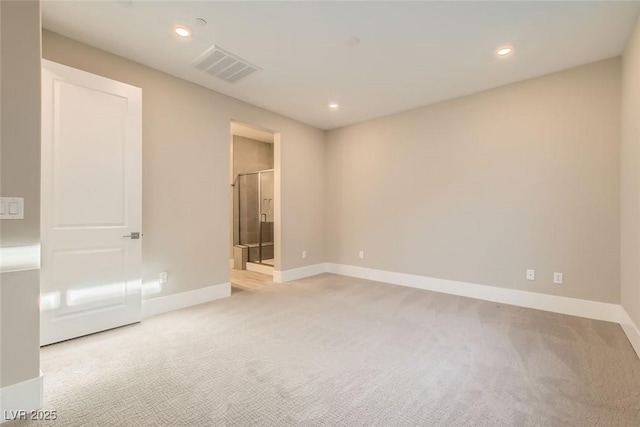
{"left": 40, "top": 60, "right": 142, "bottom": 346}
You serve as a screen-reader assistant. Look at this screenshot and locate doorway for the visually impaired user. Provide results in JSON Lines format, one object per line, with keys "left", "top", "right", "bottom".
{"left": 229, "top": 121, "right": 278, "bottom": 292}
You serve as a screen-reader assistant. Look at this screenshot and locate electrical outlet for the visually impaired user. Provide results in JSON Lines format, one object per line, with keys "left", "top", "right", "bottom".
{"left": 526, "top": 269, "right": 535, "bottom": 281}
{"left": 302, "top": 250, "right": 307, "bottom": 259}
{"left": 553, "top": 272, "right": 563, "bottom": 284}
{"left": 159, "top": 272, "right": 168, "bottom": 285}
{"left": 359, "top": 251, "right": 364, "bottom": 259}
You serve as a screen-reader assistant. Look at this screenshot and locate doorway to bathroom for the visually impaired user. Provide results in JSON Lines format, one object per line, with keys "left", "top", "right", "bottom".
{"left": 230, "top": 121, "right": 277, "bottom": 292}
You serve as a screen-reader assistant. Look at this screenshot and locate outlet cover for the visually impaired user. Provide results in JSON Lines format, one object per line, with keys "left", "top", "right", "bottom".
{"left": 359, "top": 251, "right": 364, "bottom": 259}
{"left": 526, "top": 269, "right": 535, "bottom": 281}
{"left": 553, "top": 272, "right": 563, "bottom": 284}
{"left": 302, "top": 250, "right": 307, "bottom": 259}
{"left": 159, "top": 272, "right": 168, "bottom": 284}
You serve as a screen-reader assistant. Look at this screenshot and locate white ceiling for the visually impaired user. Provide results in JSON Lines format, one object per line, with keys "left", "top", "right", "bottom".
{"left": 42, "top": 1, "right": 640, "bottom": 130}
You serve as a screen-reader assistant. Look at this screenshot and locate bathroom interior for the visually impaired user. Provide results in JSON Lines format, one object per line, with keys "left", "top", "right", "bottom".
{"left": 230, "top": 122, "right": 275, "bottom": 289}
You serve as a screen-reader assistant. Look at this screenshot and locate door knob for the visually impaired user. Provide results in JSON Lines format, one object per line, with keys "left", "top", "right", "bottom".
{"left": 123, "top": 232, "right": 141, "bottom": 239}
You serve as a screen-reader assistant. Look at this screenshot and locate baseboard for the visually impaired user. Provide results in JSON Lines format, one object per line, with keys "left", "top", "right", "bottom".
{"left": 274, "top": 263, "right": 326, "bottom": 283}
{"left": 0, "top": 370, "right": 44, "bottom": 424}
{"left": 620, "top": 307, "right": 640, "bottom": 357}
{"left": 325, "top": 263, "right": 621, "bottom": 323}
{"left": 272, "top": 262, "right": 635, "bottom": 357}
{"left": 142, "top": 282, "right": 231, "bottom": 318}
{"left": 246, "top": 262, "right": 274, "bottom": 275}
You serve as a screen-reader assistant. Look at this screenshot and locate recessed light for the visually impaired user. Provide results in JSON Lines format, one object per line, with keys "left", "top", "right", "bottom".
{"left": 497, "top": 46, "right": 513, "bottom": 57}
{"left": 174, "top": 26, "right": 192, "bottom": 37}
{"left": 195, "top": 18, "right": 207, "bottom": 26}
{"left": 328, "top": 103, "right": 339, "bottom": 110}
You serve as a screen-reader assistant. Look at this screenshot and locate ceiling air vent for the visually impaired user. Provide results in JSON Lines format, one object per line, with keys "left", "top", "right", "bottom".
{"left": 193, "top": 45, "right": 262, "bottom": 84}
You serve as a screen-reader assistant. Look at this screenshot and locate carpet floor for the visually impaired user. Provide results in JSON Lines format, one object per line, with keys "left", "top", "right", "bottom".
{"left": 8, "top": 273, "right": 640, "bottom": 426}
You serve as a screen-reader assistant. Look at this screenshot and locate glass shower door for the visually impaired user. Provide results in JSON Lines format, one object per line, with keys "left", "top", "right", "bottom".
{"left": 238, "top": 173, "right": 259, "bottom": 253}
{"left": 235, "top": 169, "right": 274, "bottom": 266}
{"left": 259, "top": 170, "right": 274, "bottom": 265}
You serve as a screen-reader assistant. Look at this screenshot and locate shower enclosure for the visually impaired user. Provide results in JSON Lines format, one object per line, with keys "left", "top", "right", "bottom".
{"left": 232, "top": 169, "right": 274, "bottom": 267}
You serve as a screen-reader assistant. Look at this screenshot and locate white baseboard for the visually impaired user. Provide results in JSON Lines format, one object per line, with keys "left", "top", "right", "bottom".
{"left": 325, "top": 263, "right": 621, "bottom": 323}
{"left": 620, "top": 307, "right": 640, "bottom": 357}
{"left": 0, "top": 370, "right": 44, "bottom": 424}
{"left": 270, "top": 262, "right": 635, "bottom": 358}
{"left": 142, "top": 282, "right": 231, "bottom": 318}
{"left": 274, "top": 263, "right": 326, "bottom": 283}
{"left": 246, "top": 262, "right": 274, "bottom": 275}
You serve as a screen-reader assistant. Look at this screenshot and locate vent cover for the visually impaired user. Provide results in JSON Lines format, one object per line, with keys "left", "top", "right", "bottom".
{"left": 193, "top": 45, "right": 262, "bottom": 83}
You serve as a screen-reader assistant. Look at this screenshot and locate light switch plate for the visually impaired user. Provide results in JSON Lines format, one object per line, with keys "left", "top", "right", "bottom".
{"left": 0, "top": 197, "right": 24, "bottom": 220}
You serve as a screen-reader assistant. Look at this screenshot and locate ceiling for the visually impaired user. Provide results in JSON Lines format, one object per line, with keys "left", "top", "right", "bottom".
{"left": 42, "top": 1, "right": 640, "bottom": 130}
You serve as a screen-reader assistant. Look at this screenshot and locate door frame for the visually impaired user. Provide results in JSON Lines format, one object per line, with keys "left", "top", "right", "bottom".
{"left": 229, "top": 121, "right": 282, "bottom": 273}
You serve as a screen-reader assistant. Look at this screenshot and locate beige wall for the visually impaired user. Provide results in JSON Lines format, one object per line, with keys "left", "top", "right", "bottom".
{"left": 0, "top": 0, "right": 41, "bottom": 387}
{"left": 1, "top": 1, "right": 41, "bottom": 247}
{"left": 621, "top": 16, "right": 640, "bottom": 326}
{"left": 42, "top": 30, "right": 325, "bottom": 293}
{"left": 325, "top": 58, "right": 621, "bottom": 304}
{"left": 0, "top": 271, "right": 41, "bottom": 387}
{"left": 233, "top": 135, "right": 274, "bottom": 178}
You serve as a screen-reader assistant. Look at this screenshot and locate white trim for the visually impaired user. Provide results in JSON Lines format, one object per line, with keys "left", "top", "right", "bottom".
{"left": 620, "top": 307, "right": 640, "bottom": 357}
{"left": 246, "top": 262, "right": 274, "bottom": 275}
{"left": 0, "top": 245, "right": 40, "bottom": 273}
{"left": 262, "top": 262, "right": 637, "bottom": 357}
{"left": 325, "top": 263, "right": 621, "bottom": 323}
{"left": 142, "top": 282, "right": 230, "bottom": 318}
{"left": 0, "top": 371, "right": 44, "bottom": 424}
{"left": 274, "top": 263, "right": 326, "bottom": 283}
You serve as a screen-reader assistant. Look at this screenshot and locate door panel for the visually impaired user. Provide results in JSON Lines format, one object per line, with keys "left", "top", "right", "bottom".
{"left": 54, "top": 248, "right": 126, "bottom": 313}
{"left": 41, "top": 59, "right": 142, "bottom": 346}
{"left": 53, "top": 80, "right": 127, "bottom": 228}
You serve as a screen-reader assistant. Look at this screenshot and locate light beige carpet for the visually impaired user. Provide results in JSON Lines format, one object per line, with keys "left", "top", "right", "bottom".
{"left": 9, "top": 274, "right": 640, "bottom": 426}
